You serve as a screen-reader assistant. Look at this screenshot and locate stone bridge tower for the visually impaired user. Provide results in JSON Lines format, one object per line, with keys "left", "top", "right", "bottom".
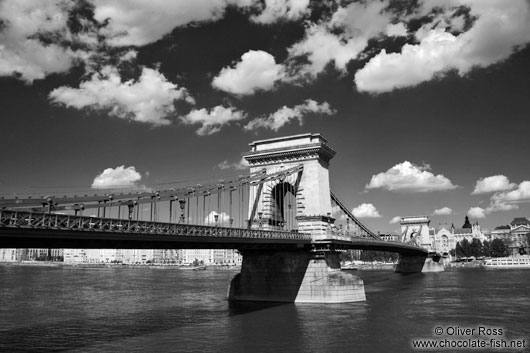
{"left": 229, "top": 133, "right": 366, "bottom": 303}
{"left": 243, "top": 133, "right": 335, "bottom": 240}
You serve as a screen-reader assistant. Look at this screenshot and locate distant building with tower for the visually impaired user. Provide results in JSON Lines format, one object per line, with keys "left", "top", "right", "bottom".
{"left": 399, "top": 215, "right": 486, "bottom": 257}
{"left": 488, "top": 217, "right": 530, "bottom": 255}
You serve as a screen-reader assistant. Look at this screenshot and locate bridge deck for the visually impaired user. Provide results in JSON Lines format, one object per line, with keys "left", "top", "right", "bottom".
{"left": 0, "top": 210, "right": 426, "bottom": 255}
{"left": 0, "top": 210, "right": 312, "bottom": 250}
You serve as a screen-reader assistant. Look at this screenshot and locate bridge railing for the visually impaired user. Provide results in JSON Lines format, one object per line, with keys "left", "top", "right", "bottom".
{"left": 0, "top": 210, "right": 312, "bottom": 241}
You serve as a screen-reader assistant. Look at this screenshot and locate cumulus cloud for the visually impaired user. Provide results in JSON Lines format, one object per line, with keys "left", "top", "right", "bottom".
{"left": 491, "top": 181, "right": 530, "bottom": 204}
{"left": 351, "top": 203, "right": 381, "bottom": 218}
{"left": 468, "top": 206, "right": 486, "bottom": 219}
{"left": 245, "top": 99, "right": 335, "bottom": 131}
{"left": 365, "top": 161, "right": 457, "bottom": 193}
{"left": 472, "top": 175, "right": 515, "bottom": 194}
{"left": 250, "top": 0, "right": 310, "bottom": 24}
{"left": 433, "top": 207, "right": 452, "bottom": 216}
{"left": 212, "top": 50, "right": 285, "bottom": 95}
{"left": 91, "top": 0, "right": 246, "bottom": 46}
{"left": 385, "top": 22, "right": 408, "bottom": 37}
{"left": 287, "top": 1, "right": 392, "bottom": 79}
{"left": 218, "top": 157, "right": 249, "bottom": 170}
{"left": 92, "top": 165, "right": 142, "bottom": 189}
{"left": 470, "top": 179, "right": 530, "bottom": 216}
{"left": 355, "top": 1, "right": 530, "bottom": 93}
{"left": 0, "top": 0, "right": 79, "bottom": 82}
{"left": 181, "top": 105, "right": 247, "bottom": 136}
{"left": 389, "top": 216, "right": 401, "bottom": 224}
{"left": 49, "top": 66, "right": 193, "bottom": 125}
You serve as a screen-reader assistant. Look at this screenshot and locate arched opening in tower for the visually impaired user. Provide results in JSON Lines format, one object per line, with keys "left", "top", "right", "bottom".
{"left": 269, "top": 181, "right": 297, "bottom": 230}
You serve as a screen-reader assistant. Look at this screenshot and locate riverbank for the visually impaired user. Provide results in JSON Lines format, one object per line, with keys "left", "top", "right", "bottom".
{"left": 0, "top": 261, "right": 240, "bottom": 270}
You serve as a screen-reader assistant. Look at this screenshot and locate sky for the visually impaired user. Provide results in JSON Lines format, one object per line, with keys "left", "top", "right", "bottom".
{"left": 1, "top": 0, "right": 529, "bottom": 234}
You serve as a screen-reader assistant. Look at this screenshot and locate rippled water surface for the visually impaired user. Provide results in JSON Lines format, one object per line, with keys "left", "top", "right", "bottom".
{"left": 1, "top": 266, "right": 529, "bottom": 352}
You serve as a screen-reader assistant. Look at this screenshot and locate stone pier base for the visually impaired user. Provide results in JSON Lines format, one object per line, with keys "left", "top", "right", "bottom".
{"left": 395, "top": 254, "right": 445, "bottom": 273}
{"left": 228, "top": 250, "right": 365, "bottom": 303}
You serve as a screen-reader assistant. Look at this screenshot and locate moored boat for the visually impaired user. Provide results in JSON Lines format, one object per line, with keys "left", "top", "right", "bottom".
{"left": 482, "top": 255, "right": 530, "bottom": 269}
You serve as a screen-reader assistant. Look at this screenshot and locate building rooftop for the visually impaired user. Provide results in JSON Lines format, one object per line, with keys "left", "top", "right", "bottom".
{"left": 510, "top": 217, "right": 530, "bottom": 226}
{"left": 494, "top": 225, "right": 511, "bottom": 230}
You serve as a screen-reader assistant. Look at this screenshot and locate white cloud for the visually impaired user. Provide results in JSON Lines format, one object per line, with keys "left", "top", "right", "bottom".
{"left": 486, "top": 200, "right": 519, "bottom": 213}
{"left": 365, "top": 161, "right": 457, "bottom": 193}
{"left": 92, "top": 165, "right": 142, "bottom": 189}
{"left": 468, "top": 206, "right": 486, "bottom": 219}
{"left": 92, "top": 0, "right": 238, "bottom": 46}
{"left": 49, "top": 66, "right": 193, "bottom": 125}
{"left": 389, "top": 216, "right": 401, "bottom": 224}
{"left": 204, "top": 211, "right": 231, "bottom": 225}
{"left": 287, "top": 1, "right": 392, "bottom": 79}
{"left": 244, "top": 99, "right": 335, "bottom": 131}
{"left": 351, "top": 203, "right": 381, "bottom": 218}
{"left": 491, "top": 181, "right": 530, "bottom": 204}
{"left": 287, "top": 25, "right": 366, "bottom": 78}
{"left": 181, "top": 105, "right": 247, "bottom": 136}
{"left": 433, "top": 207, "right": 452, "bottom": 216}
{"left": 355, "top": 1, "right": 530, "bottom": 93}
{"left": 250, "top": 0, "right": 310, "bottom": 24}
{"left": 218, "top": 157, "right": 249, "bottom": 170}
{"left": 0, "top": 0, "right": 79, "bottom": 82}
{"left": 472, "top": 180, "right": 530, "bottom": 215}
{"left": 385, "top": 22, "right": 408, "bottom": 37}
{"left": 212, "top": 50, "right": 285, "bottom": 95}
{"left": 472, "top": 175, "right": 515, "bottom": 194}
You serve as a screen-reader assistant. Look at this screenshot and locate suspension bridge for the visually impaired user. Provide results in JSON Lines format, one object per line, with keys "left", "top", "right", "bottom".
{"left": 0, "top": 133, "right": 438, "bottom": 303}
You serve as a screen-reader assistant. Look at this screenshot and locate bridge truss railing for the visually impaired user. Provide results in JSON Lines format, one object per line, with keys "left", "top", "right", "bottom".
{"left": 0, "top": 210, "right": 311, "bottom": 241}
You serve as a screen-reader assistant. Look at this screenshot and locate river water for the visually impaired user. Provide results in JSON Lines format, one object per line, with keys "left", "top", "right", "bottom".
{"left": 1, "top": 265, "right": 529, "bottom": 352}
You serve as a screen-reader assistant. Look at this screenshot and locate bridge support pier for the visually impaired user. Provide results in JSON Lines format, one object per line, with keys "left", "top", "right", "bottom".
{"left": 395, "top": 254, "right": 444, "bottom": 273}
{"left": 228, "top": 250, "right": 365, "bottom": 303}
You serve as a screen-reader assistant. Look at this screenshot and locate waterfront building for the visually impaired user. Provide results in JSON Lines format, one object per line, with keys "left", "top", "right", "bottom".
{"left": 451, "top": 217, "right": 486, "bottom": 243}
{"left": 489, "top": 225, "right": 511, "bottom": 242}
{"left": 153, "top": 249, "right": 182, "bottom": 264}
{"left": 20, "top": 248, "right": 63, "bottom": 261}
{"left": 487, "top": 218, "right": 530, "bottom": 255}
{"left": 63, "top": 249, "right": 88, "bottom": 263}
{"left": 212, "top": 249, "right": 242, "bottom": 265}
{"left": 182, "top": 249, "right": 213, "bottom": 265}
{"left": 118, "top": 249, "right": 154, "bottom": 264}
{"left": 431, "top": 226, "right": 453, "bottom": 256}
{"left": 180, "top": 249, "right": 242, "bottom": 266}
{"left": 509, "top": 218, "right": 530, "bottom": 255}
{"left": 0, "top": 248, "right": 17, "bottom": 262}
{"left": 378, "top": 232, "right": 399, "bottom": 242}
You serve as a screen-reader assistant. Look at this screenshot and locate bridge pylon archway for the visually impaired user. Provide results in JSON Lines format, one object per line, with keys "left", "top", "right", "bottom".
{"left": 244, "top": 133, "right": 336, "bottom": 241}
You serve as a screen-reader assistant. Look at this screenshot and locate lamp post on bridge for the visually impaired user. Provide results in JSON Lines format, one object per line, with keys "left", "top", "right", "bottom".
{"left": 44, "top": 197, "right": 54, "bottom": 215}
{"left": 257, "top": 211, "right": 263, "bottom": 229}
{"left": 124, "top": 200, "right": 136, "bottom": 220}
{"left": 73, "top": 203, "right": 85, "bottom": 216}
{"left": 179, "top": 199, "right": 186, "bottom": 224}
{"left": 214, "top": 214, "right": 219, "bottom": 234}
